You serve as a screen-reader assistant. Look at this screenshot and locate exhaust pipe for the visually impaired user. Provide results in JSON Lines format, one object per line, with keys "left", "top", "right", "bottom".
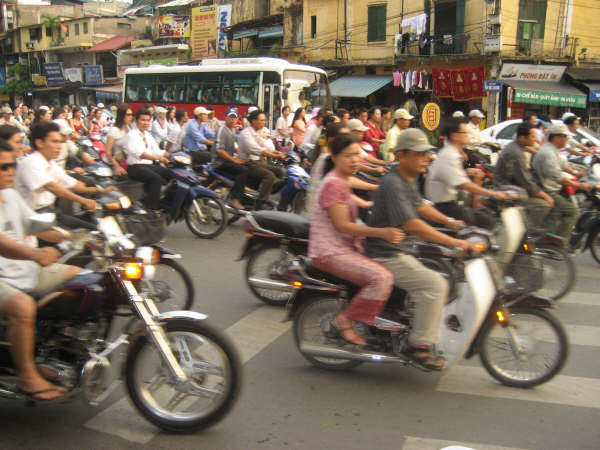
{"left": 247, "top": 277, "right": 296, "bottom": 292}
{"left": 299, "top": 342, "right": 408, "bottom": 364}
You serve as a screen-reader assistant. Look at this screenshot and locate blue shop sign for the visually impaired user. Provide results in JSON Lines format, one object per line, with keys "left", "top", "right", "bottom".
{"left": 484, "top": 80, "right": 503, "bottom": 92}
{"left": 84, "top": 65, "right": 104, "bottom": 86}
{"left": 43, "top": 62, "right": 65, "bottom": 84}
{"left": 589, "top": 89, "right": 600, "bottom": 102}
{"left": 0, "top": 66, "right": 5, "bottom": 87}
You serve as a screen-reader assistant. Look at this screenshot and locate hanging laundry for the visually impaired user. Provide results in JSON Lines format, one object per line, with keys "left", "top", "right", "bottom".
{"left": 393, "top": 71, "right": 402, "bottom": 87}
{"left": 415, "top": 71, "right": 420, "bottom": 89}
{"left": 401, "top": 13, "right": 427, "bottom": 35}
{"left": 404, "top": 71, "right": 411, "bottom": 93}
{"left": 394, "top": 34, "right": 402, "bottom": 56}
{"left": 443, "top": 34, "right": 453, "bottom": 45}
{"left": 399, "top": 71, "right": 404, "bottom": 88}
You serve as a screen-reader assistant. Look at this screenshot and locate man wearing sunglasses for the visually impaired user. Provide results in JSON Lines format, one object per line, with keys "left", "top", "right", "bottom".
{"left": 0, "top": 139, "right": 81, "bottom": 401}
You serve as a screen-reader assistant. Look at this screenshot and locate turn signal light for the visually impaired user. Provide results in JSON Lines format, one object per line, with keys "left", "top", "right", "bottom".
{"left": 523, "top": 243, "right": 530, "bottom": 252}
{"left": 496, "top": 310, "right": 506, "bottom": 323}
{"left": 291, "top": 280, "right": 303, "bottom": 288}
{"left": 124, "top": 262, "right": 143, "bottom": 280}
{"left": 475, "top": 242, "right": 487, "bottom": 252}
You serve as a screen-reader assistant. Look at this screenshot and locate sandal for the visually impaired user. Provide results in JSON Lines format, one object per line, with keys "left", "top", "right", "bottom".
{"left": 17, "top": 387, "right": 66, "bottom": 402}
{"left": 403, "top": 344, "right": 445, "bottom": 371}
{"left": 330, "top": 317, "right": 367, "bottom": 346}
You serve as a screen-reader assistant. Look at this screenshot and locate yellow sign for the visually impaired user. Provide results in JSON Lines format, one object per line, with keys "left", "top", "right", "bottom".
{"left": 191, "top": 6, "right": 218, "bottom": 61}
{"left": 33, "top": 75, "right": 47, "bottom": 86}
{"left": 421, "top": 102, "right": 441, "bottom": 131}
{"left": 0, "top": 95, "right": 9, "bottom": 102}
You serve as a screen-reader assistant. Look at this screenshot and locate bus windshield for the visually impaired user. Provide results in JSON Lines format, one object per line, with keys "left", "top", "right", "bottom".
{"left": 284, "top": 70, "right": 330, "bottom": 111}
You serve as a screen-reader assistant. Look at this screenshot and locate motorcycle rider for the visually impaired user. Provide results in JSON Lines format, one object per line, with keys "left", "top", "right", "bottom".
{"left": 494, "top": 122, "right": 554, "bottom": 230}
{"left": 426, "top": 118, "right": 508, "bottom": 229}
{"left": 0, "top": 140, "right": 81, "bottom": 401}
{"left": 236, "top": 110, "right": 285, "bottom": 210}
{"left": 212, "top": 108, "right": 248, "bottom": 210}
{"left": 15, "top": 122, "right": 111, "bottom": 231}
{"left": 465, "top": 109, "right": 495, "bottom": 147}
{"left": 124, "top": 107, "right": 173, "bottom": 211}
{"left": 381, "top": 108, "right": 413, "bottom": 162}
{"left": 183, "top": 106, "right": 214, "bottom": 165}
{"left": 563, "top": 115, "right": 594, "bottom": 157}
{"left": 366, "top": 128, "right": 479, "bottom": 370}
{"left": 532, "top": 123, "right": 591, "bottom": 240}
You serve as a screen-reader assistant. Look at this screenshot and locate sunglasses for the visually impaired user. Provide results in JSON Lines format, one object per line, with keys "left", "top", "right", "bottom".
{"left": 0, "top": 162, "right": 17, "bottom": 171}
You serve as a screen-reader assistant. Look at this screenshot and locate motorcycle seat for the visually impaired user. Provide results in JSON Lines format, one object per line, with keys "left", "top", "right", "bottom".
{"left": 252, "top": 211, "right": 309, "bottom": 239}
{"left": 32, "top": 271, "right": 104, "bottom": 302}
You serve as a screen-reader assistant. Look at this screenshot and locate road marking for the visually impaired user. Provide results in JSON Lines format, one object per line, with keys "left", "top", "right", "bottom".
{"left": 559, "top": 292, "right": 599, "bottom": 306}
{"left": 563, "top": 323, "right": 600, "bottom": 347}
{"left": 85, "top": 305, "right": 290, "bottom": 443}
{"left": 437, "top": 366, "right": 600, "bottom": 409}
{"left": 403, "top": 436, "right": 527, "bottom": 450}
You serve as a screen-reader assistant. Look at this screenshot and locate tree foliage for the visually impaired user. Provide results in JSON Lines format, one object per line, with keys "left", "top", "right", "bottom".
{"left": 0, "top": 64, "right": 33, "bottom": 96}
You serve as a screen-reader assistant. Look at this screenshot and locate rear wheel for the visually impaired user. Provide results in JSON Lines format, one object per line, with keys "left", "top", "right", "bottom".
{"left": 533, "top": 244, "right": 575, "bottom": 300}
{"left": 478, "top": 307, "right": 568, "bottom": 388}
{"left": 245, "top": 244, "right": 297, "bottom": 306}
{"left": 185, "top": 197, "right": 227, "bottom": 239}
{"left": 293, "top": 296, "right": 362, "bottom": 371}
{"left": 590, "top": 231, "right": 600, "bottom": 265}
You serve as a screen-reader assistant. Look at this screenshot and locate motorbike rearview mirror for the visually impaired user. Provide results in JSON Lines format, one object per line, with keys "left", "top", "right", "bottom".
{"left": 28, "top": 212, "right": 57, "bottom": 235}
{"left": 282, "top": 88, "right": 288, "bottom": 100}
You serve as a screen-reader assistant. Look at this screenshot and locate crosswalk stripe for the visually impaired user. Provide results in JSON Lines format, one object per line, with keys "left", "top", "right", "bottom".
{"left": 559, "top": 291, "right": 600, "bottom": 306}
{"left": 403, "top": 436, "right": 527, "bottom": 450}
{"left": 563, "top": 323, "right": 600, "bottom": 347}
{"left": 437, "top": 365, "right": 600, "bottom": 409}
{"left": 85, "top": 305, "right": 290, "bottom": 443}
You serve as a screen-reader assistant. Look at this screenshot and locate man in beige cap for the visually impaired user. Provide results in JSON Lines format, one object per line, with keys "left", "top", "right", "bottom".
{"left": 0, "top": 106, "right": 22, "bottom": 129}
{"left": 532, "top": 123, "right": 591, "bottom": 240}
{"left": 183, "top": 106, "right": 215, "bottom": 165}
{"left": 380, "top": 108, "right": 413, "bottom": 161}
{"left": 366, "top": 128, "right": 478, "bottom": 370}
{"left": 466, "top": 109, "right": 494, "bottom": 147}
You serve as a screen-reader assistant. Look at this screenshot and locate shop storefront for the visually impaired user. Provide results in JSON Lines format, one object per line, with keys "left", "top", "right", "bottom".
{"left": 499, "top": 63, "right": 587, "bottom": 121}
{"left": 565, "top": 67, "right": 600, "bottom": 133}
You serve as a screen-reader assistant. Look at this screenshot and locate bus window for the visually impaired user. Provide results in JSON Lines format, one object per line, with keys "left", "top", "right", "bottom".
{"left": 155, "top": 75, "right": 186, "bottom": 103}
{"left": 223, "top": 72, "right": 259, "bottom": 105}
{"left": 125, "top": 74, "right": 155, "bottom": 103}
{"left": 186, "top": 73, "right": 222, "bottom": 104}
{"left": 283, "top": 70, "right": 330, "bottom": 110}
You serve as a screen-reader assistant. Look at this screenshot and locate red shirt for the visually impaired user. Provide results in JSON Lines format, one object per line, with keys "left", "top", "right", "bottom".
{"left": 364, "top": 121, "right": 386, "bottom": 153}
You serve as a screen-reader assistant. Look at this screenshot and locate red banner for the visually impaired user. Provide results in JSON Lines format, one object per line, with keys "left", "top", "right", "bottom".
{"left": 433, "top": 66, "right": 486, "bottom": 101}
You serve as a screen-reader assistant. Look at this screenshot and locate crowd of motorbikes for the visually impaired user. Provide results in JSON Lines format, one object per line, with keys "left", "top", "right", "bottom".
{"left": 2, "top": 122, "right": 599, "bottom": 435}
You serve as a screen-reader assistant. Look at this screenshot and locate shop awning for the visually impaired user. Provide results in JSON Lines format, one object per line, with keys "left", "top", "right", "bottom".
{"left": 232, "top": 29, "right": 258, "bottom": 39}
{"left": 81, "top": 85, "right": 122, "bottom": 94}
{"left": 87, "top": 35, "right": 134, "bottom": 53}
{"left": 503, "top": 80, "right": 587, "bottom": 108}
{"left": 258, "top": 27, "right": 283, "bottom": 39}
{"left": 157, "top": 0, "right": 195, "bottom": 8}
{"left": 582, "top": 82, "right": 600, "bottom": 102}
{"left": 329, "top": 75, "right": 393, "bottom": 98}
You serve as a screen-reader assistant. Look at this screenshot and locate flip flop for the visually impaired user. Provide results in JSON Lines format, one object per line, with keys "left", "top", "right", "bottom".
{"left": 17, "top": 387, "right": 66, "bottom": 402}
{"left": 330, "top": 319, "right": 367, "bottom": 346}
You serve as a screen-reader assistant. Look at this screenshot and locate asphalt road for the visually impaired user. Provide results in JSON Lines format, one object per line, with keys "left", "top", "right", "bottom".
{"left": 1, "top": 221, "right": 599, "bottom": 450}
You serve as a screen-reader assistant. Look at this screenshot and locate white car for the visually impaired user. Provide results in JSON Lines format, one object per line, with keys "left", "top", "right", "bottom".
{"left": 481, "top": 119, "right": 600, "bottom": 148}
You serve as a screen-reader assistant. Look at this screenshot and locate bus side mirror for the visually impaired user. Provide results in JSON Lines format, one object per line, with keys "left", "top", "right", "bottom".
{"left": 282, "top": 88, "right": 288, "bottom": 100}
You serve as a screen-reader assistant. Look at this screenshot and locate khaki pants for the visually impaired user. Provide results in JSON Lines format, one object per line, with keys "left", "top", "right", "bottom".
{"left": 374, "top": 254, "right": 447, "bottom": 346}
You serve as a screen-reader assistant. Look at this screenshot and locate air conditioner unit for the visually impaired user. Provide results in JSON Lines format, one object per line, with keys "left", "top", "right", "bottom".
{"left": 26, "top": 42, "right": 34, "bottom": 49}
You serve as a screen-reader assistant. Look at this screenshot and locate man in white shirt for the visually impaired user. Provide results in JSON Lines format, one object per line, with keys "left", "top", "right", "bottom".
{"left": 16, "top": 122, "right": 108, "bottom": 230}
{"left": 466, "top": 109, "right": 494, "bottom": 147}
{"left": 275, "top": 105, "right": 291, "bottom": 149}
{"left": 166, "top": 109, "right": 188, "bottom": 153}
{"left": 426, "top": 117, "right": 507, "bottom": 229}
{"left": 0, "top": 141, "right": 81, "bottom": 401}
{"left": 124, "top": 107, "right": 173, "bottom": 211}
{"left": 237, "top": 110, "right": 285, "bottom": 208}
{"left": 564, "top": 115, "right": 594, "bottom": 156}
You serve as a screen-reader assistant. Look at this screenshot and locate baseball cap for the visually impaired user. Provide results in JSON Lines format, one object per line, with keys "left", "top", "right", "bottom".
{"left": 39, "top": 105, "right": 50, "bottom": 112}
{"left": 193, "top": 106, "right": 209, "bottom": 116}
{"left": 225, "top": 107, "right": 239, "bottom": 118}
{"left": 393, "top": 108, "right": 414, "bottom": 120}
{"left": 247, "top": 106, "right": 259, "bottom": 114}
{"left": 561, "top": 112, "right": 576, "bottom": 121}
{"left": 549, "top": 123, "right": 575, "bottom": 136}
{"left": 155, "top": 106, "right": 168, "bottom": 115}
{"left": 452, "top": 111, "right": 465, "bottom": 118}
{"left": 96, "top": 102, "right": 105, "bottom": 109}
{"left": 0, "top": 106, "right": 12, "bottom": 114}
{"left": 469, "top": 109, "right": 485, "bottom": 119}
{"left": 347, "top": 118, "right": 368, "bottom": 132}
{"left": 394, "top": 128, "right": 435, "bottom": 153}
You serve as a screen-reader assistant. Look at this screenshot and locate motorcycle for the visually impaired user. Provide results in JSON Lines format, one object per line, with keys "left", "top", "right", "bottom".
{"left": 275, "top": 150, "right": 311, "bottom": 215}
{"left": 0, "top": 214, "right": 241, "bottom": 432}
{"left": 162, "top": 152, "right": 227, "bottom": 239}
{"left": 284, "top": 206, "right": 568, "bottom": 388}
{"left": 570, "top": 185, "right": 600, "bottom": 263}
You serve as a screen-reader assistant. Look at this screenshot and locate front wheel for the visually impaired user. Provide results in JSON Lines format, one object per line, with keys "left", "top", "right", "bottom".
{"left": 478, "top": 307, "right": 568, "bottom": 388}
{"left": 590, "top": 230, "right": 600, "bottom": 265}
{"left": 293, "top": 296, "right": 362, "bottom": 371}
{"left": 534, "top": 244, "right": 575, "bottom": 300}
{"left": 141, "top": 259, "right": 194, "bottom": 312}
{"left": 125, "top": 319, "right": 242, "bottom": 433}
{"left": 185, "top": 196, "right": 227, "bottom": 239}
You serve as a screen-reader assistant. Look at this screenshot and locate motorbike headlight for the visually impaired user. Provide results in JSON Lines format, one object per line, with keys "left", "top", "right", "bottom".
{"left": 124, "top": 262, "right": 143, "bottom": 280}
{"left": 135, "top": 246, "right": 155, "bottom": 264}
{"left": 143, "top": 264, "right": 156, "bottom": 280}
{"left": 119, "top": 196, "right": 132, "bottom": 209}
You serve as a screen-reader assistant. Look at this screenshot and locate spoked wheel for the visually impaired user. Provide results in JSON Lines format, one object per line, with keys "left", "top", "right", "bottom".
{"left": 293, "top": 296, "right": 362, "bottom": 371}
{"left": 590, "top": 231, "right": 600, "bottom": 265}
{"left": 245, "top": 244, "right": 297, "bottom": 306}
{"left": 125, "top": 319, "right": 242, "bottom": 433}
{"left": 185, "top": 197, "right": 227, "bottom": 239}
{"left": 478, "top": 307, "right": 568, "bottom": 388}
{"left": 533, "top": 244, "right": 575, "bottom": 300}
{"left": 141, "top": 259, "right": 194, "bottom": 312}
